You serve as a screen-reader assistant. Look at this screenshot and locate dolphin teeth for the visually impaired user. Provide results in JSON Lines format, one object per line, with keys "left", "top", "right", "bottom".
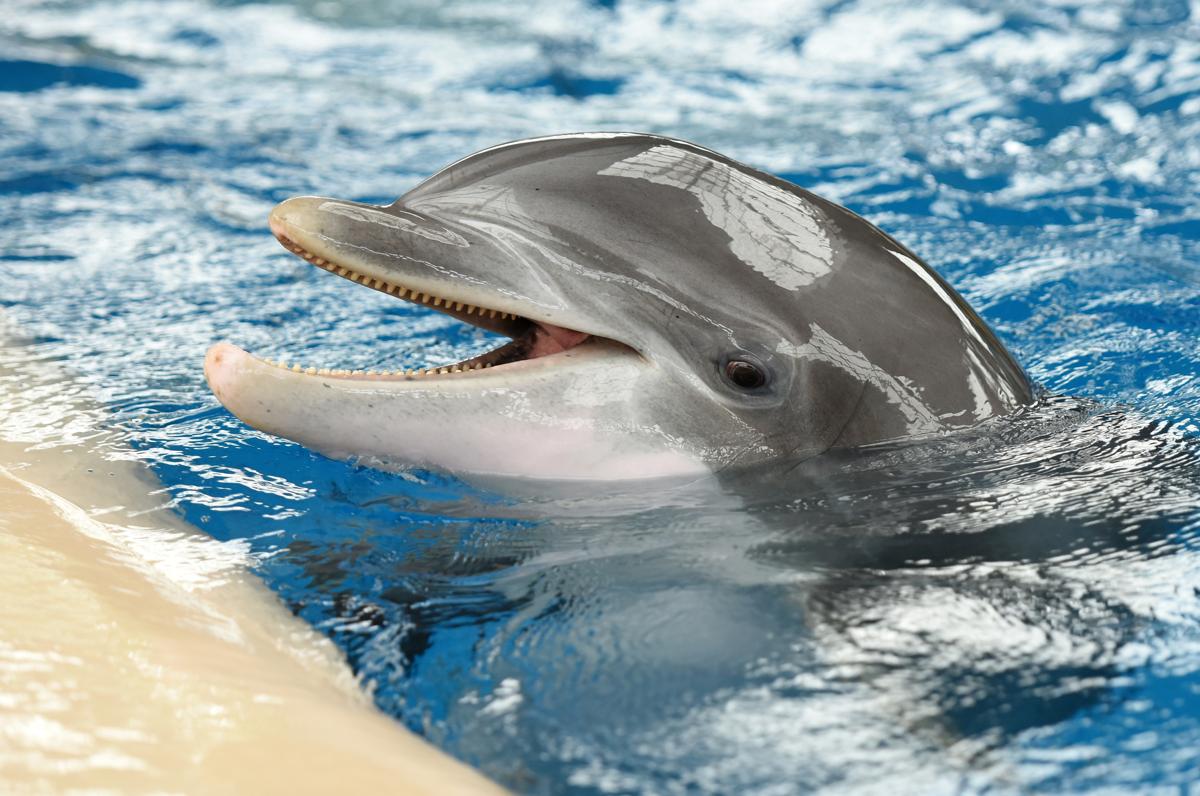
{"left": 283, "top": 239, "right": 530, "bottom": 342}
{"left": 305, "top": 367, "right": 316, "bottom": 375}
{"left": 292, "top": 364, "right": 302, "bottom": 372}
{"left": 318, "top": 368, "right": 331, "bottom": 375}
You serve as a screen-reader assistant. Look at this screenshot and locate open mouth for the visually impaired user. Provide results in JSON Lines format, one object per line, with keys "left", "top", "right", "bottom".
{"left": 258, "top": 228, "right": 602, "bottom": 381}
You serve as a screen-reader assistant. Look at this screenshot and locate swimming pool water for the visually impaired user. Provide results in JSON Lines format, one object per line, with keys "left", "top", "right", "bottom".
{"left": 2, "top": 0, "right": 1199, "bottom": 792}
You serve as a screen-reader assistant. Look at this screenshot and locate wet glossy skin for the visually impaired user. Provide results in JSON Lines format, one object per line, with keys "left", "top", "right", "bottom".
{"left": 206, "top": 133, "right": 1032, "bottom": 479}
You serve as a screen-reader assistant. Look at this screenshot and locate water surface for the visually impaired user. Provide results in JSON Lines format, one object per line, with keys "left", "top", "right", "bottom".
{"left": 1, "top": 0, "right": 1199, "bottom": 792}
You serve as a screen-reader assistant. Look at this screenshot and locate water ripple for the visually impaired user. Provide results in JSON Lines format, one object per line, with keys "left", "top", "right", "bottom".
{"left": 2, "top": 0, "right": 1199, "bottom": 792}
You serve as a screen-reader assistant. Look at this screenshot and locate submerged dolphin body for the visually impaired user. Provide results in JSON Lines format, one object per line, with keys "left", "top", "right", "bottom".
{"left": 205, "top": 133, "right": 1031, "bottom": 480}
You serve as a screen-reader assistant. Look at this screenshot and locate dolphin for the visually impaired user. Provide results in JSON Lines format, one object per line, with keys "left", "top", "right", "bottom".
{"left": 204, "top": 133, "right": 1031, "bottom": 480}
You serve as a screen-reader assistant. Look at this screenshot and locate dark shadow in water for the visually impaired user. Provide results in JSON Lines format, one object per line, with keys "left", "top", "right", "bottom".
{"left": 0, "top": 59, "right": 141, "bottom": 92}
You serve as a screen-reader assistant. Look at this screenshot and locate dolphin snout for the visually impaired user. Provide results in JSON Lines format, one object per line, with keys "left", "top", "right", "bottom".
{"left": 268, "top": 196, "right": 326, "bottom": 242}
{"left": 204, "top": 341, "right": 249, "bottom": 405}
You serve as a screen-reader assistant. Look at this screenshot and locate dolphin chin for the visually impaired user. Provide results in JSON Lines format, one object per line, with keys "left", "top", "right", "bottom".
{"left": 205, "top": 132, "right": 1032, "bottom": 481}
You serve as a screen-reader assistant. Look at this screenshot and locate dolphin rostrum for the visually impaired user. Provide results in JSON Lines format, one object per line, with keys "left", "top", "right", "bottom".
{"left": 205, "top": 133, "right": 1032, "bottom": 480}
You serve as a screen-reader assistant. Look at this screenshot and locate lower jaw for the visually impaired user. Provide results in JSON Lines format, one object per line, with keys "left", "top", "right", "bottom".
{"left": 204, "top": 340, "right": 709, "bottom": 481}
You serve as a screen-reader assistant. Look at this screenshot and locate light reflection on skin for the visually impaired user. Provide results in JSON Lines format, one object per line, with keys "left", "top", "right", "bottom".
{"left": 598, "top": 144, "right": 834, "bottom": 291}
{"left": 776, "top": 322, "right": 943, "bottom": 435}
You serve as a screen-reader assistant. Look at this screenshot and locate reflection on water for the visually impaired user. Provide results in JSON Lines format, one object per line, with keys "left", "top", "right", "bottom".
{"left": 1, "top": 0, "right": 1199, "bottom": 792}
{"left": 246, "top": 400, "right": 1200, "bottom": 792}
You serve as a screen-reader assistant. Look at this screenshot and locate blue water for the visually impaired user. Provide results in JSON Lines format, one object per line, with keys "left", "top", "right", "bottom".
{"left": 2, "top": 0, "right": 1200, "bottom": 791}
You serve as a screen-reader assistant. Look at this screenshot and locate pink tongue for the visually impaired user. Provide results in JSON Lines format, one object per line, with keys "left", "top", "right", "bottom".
{"left": 527, "top": 322, "right": 591, "bottom": 358}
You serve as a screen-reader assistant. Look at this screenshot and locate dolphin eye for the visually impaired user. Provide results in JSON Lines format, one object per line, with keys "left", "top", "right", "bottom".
{"left": 724, "top": 357, "right": 769, "bottom": 391}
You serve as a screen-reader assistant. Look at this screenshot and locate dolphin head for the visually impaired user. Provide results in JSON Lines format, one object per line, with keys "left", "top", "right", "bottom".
{"left": 205, "top": 133, "right": 1031, "bottom": 480}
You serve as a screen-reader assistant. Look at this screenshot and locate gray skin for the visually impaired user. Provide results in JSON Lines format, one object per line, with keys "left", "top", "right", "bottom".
{"left": 205, "top": 133, "right": 1031, "bottom": 481}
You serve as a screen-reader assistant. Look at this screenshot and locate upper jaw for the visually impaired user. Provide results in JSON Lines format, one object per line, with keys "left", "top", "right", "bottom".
{"left": 227, "top": 196, "right": 642, "bottom": 382}
{"left": 268, "top": 197, "right": 531, "bottom": 339}
{"left": 267, "top": 195, "right": 618, "bottom": 339}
